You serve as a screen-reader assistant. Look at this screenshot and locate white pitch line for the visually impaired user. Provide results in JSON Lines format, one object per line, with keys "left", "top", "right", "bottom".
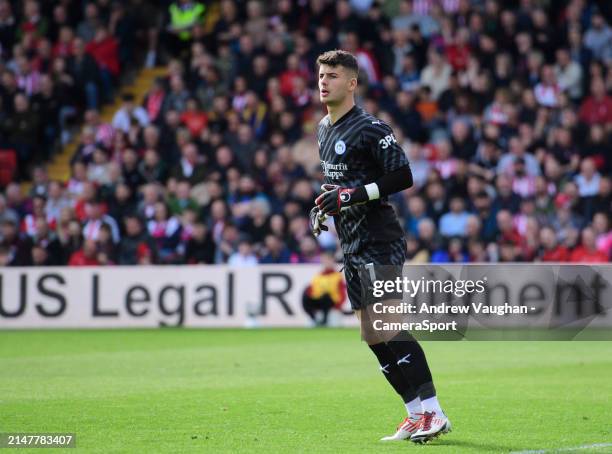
{"left": 510, "top": 442, "right": 612, "bottom": 454}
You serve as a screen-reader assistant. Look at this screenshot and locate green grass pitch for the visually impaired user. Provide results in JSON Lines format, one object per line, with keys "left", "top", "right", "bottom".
{"left": 1, "top": 329, "right": 611, "bottom": 453}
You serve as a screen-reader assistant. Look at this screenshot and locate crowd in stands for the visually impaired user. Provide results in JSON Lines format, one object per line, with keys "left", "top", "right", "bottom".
{"left": 0, "top": 0, "right": 157, "bottom": 171}
{"left": 1, "top": 0, "right": 612, "bottom": 267}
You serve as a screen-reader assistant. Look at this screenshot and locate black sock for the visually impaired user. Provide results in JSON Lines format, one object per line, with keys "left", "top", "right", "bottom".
{"left": 385, "top": 331, "right": 436, "bottom": 400}
{"left": 368, "top": 342, "right": 418, "bottom": 403}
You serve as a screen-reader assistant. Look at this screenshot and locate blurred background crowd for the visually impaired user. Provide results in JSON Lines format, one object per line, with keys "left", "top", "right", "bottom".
{"left": 0, "top": 0, "right": 611, "bottom": 267}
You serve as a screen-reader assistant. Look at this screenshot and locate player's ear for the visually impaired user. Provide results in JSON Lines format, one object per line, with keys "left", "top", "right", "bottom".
{"left": 348, "top": 75, "right": 358, "bottom": 92}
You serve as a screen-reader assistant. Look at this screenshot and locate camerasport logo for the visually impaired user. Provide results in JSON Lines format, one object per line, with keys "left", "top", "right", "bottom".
{"left": 334, "top": 139, "right": 346, "bottom": 155}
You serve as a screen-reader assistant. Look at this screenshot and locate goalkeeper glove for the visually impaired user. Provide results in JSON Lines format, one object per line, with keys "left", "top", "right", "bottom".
{"left": 309, "top": 206, "right": 328, "bottom": 237}
{"left": 315, "top": 183, "right": 367, "bottom": 216}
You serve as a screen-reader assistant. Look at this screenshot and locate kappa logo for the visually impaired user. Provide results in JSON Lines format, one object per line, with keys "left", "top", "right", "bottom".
{"left": 334, "top": 139, "right": 346, "bottom": 155}
{"left": 380, "top": 364, "right": 390, "bottom": 374}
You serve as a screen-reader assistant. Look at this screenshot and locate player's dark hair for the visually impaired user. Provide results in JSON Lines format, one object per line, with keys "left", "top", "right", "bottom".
{"left": 316, "top": 50, "right": 359, "bottom": 77}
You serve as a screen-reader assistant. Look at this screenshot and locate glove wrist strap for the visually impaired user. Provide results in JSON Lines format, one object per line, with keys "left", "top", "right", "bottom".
{"left": 364, "top": 182, "right": 380, "bottom": 200}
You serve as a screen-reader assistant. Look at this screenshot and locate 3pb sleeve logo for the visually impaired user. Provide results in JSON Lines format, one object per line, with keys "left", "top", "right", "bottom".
{"left": 379, "top": 134, "right": 397, "bottom": 149}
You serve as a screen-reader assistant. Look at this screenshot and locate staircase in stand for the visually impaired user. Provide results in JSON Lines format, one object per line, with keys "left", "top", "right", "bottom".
{"left": 46, "top": 66, "right": 168, "bottom": 183}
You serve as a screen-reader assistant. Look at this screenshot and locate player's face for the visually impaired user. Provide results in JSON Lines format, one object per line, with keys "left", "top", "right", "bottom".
{"left": 318, "top": 64, "right": 356, "bottom": 106}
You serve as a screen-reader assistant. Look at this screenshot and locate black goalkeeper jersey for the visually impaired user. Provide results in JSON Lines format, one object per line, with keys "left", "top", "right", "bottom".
{"left": 317, "top": 105, "right": 409, "bottom": 254}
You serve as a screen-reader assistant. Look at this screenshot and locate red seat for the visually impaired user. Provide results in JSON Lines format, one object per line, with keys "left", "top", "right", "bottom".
{"left": 0, "top": 149, "right": 18, "bottom": 187}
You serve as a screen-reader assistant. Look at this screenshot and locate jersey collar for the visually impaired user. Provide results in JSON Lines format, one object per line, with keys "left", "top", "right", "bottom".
{"left": 329, "top": 104, "right": 358, "bottom": 128}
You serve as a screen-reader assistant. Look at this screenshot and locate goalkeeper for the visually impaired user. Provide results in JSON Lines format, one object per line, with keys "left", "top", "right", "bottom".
{"left": 309, "top": 49, "right": 451, "bottom": 444}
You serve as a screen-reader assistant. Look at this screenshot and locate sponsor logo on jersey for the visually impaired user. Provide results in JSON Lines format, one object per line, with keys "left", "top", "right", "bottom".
{"left": 379, "top": 134, "right": 397, "bottom": 149}
{"left": 320, "top": 160, "right": 348, "bottom": 179}
{"left": 334, "top": 139, "right": 346, "bottom": 155}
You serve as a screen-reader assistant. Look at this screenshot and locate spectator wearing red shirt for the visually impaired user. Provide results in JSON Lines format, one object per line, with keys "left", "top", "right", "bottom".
{"left": 19, "top": 0, "right": 48, "bottom": 40}
{"left": 496, "top": 209, "right": 523, "bottom": 248}
{"left": 53, "top": 26, "right": 74, "bottom": 58}
{"left": 279, "top": 54, "right": 308, "bottom": 97}
{"left": 579, "top": 77, "right": 612, "bottom": 126}
{"left": 539, "top": 226, "right": 569, "bottom": 261}
{"left": 86, "top": 26, "right": 120, "bottom": 77}
{"left": 143, "top": 78, "right": 166, "bottom": 123}
{"left": 445, "top": 27, "right": 471, "bottom": 72}
{"left": 593, "top": 212, "right": 612, "bottom": 257}
{"left": 569, "top": 227, "right": 609, "bottom": 262}
{"left": 68, "top": 239, "right": 100, "bottom": 266}
{"left": 180, "top": 98, "right": 207, "bottom": 137}
{"left": 86, "top": 26, "right": 119, "bottom": 103}
{"left": 4, "top": 0, "right": 612, "bottom": 271}
{"left": 342, "top": 31, "right": 381, "bottom": 85}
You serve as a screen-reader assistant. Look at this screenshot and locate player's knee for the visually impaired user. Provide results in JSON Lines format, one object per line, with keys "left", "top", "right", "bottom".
{"left": 360, "top": 327, "right": 383, "bottom": 345}
{"left": 360, "top": 315, "right": 387, "bottom": 345}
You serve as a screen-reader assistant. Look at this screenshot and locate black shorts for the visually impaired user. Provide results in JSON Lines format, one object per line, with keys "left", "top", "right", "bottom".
{"left": 343, "top": 239, "right": 407, "bottom": 310}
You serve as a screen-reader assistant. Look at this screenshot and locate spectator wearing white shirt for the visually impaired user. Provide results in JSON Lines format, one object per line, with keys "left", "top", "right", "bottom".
{"left": 349, "top": 0, "right": 373, "bottom": 15}
{"left": 511, "top": 158, "right": 537, "bottom": 198}
{"left": 44, "top": 181, "right": 70, "bottom": 226}
{"left": 406, "top": 142, "right": 431, "bottom": 189}
{"left": 228, "top": 239, "right": 259, "bottom": 266}
{"left": 534, "top": 65, "right": 561, "bottom": 108}
{"left": 583, "top": 12, "right": 612, "bottom": 63}
{"left": 439, "top": 196, "right": 470, "bottom": 237}
{"left": 391, "top": 0, "right": 421, "bottom": 32}
{"left": 86, "top": 148, "right": 112, "bottom": 185}
{"left": 412, "top": 0, "right": 434, "bottom": 15}
{"left": 0, "top": 194, "right": 19, "bottom": 227}
{"left": 392, "top": 29, "right": 412, "bottom": 76}
{"left": 554, "top": 48, "right": 583, "bottom": 101}
{"left": 420, "top": 47, "right": 452, "bottom": 100}
{"left": 497, "top": 136, "right": 541, "bottom": 177}
{"left": 82, "top": 199, "right": 121, "bottom": 244}
{"left": 111, "top": 93, "right": 150, "bottom": 132}
{"left": 575, "top": 157, "right": 601, "bottom": 198}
